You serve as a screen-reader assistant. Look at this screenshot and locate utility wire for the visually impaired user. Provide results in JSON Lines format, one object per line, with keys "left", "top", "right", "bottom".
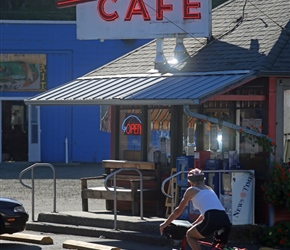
{"left": 143, "top": 2, "right": 205, "bottom": 46}
{"left": 248, "top": 0, "right": 289, "bottom": 33}
{"left": 133, "top": 0, "right": 288, "bottom": 72}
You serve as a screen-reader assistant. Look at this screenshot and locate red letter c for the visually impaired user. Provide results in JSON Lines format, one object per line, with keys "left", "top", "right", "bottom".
{"left": 98, "top": 0, "right": 119, "bottom": 21}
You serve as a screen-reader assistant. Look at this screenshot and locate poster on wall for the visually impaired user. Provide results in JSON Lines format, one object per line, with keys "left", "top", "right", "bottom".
{"left": 0, "top": 54, "right": 46, "bottom": 91}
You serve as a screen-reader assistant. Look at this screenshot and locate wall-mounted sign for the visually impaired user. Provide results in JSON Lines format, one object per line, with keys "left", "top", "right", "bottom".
{"left": 0, "top": 54, "right": 46, "bottom": 92}
{"left": 77, "top": 0, "right": 212, "bottom": 40}
{"left": 122, "top": 115, "right": 142, "bottom": 135}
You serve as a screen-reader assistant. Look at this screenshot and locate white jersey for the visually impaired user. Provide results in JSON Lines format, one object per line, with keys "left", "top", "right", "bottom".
{"left": 190, "top": 186, "right": 225, "bottom": 215}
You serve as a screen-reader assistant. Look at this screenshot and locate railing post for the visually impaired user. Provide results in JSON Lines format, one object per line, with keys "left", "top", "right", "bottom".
{"left": 113, "top": 173, "right": 117, "bottom": 230}
{"left": 31, "top": 167, "right": 35, "bottom": 221}
{"left": 19, "top": 163, "right": 56, "bottom": 222}
{"left": 104, "top": 168, "right": 144, "bottom": 230}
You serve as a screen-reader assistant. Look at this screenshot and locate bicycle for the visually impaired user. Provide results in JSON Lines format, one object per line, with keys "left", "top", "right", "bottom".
{"left": 163, "top": 220, "right": 247, "bottom": 250}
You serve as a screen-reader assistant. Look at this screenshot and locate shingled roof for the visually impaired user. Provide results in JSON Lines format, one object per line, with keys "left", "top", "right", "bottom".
{"left": 86, "top": 0, "right": 290, "bottom": 77}
{"left": 26, "top": 0, "right": 290, "bottom": 106}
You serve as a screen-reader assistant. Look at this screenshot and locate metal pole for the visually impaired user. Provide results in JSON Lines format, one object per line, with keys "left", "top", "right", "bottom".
{"left": 114, "top": 174, "right": 117, "bottom": 230}
{"left": 171, "top": 176, "right": 174, "bottom": 213}
{"left": 31, "top": 168, "right": 35, "bottom": 221}
{"left": 53, "top": 168, "right": 56, "bottom": 212}
{"left": 140, "top": 175, "right": 143, "bottom": 220}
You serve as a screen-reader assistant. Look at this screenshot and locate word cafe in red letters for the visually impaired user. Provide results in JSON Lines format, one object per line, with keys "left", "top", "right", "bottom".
{"left": 76, "top": 0, "right": 212, "bottom": 39}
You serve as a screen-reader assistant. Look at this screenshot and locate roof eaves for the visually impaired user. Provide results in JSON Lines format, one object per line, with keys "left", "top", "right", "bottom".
{"left": 24, "top": 98, "right": 197, "bottom": 106}
{"left": 200, "top": 71, "right": 258, "bottom": 103}
{"left": 257, "top": 71, "right": 290, "bottom": 77}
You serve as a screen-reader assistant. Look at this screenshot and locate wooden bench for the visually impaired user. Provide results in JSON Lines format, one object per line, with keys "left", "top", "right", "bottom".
{"left": 81, "top": 160, "right": 163, "bottom": 216}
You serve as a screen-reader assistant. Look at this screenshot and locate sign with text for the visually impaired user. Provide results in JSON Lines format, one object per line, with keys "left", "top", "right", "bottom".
{"left": 0, "top": 54, "right": 46, "bottom": 91}
{"left": 232, "top": 172, "right": 254, "bottom": 225}
{"left": 77, "top": 0, "right": 212, "bottom": 39}
{"left": 122, "top": 115, "right": 142, "bottom": 135}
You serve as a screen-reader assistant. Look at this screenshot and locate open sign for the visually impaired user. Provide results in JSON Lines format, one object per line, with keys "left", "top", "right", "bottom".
{"left": 122, "top": 115, "right": 142, "bottom": 135}
{"left": 77, "top": 0, "right": 212, "bottom": 39}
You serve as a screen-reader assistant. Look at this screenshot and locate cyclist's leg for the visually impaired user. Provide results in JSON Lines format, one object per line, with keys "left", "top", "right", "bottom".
{"left": 212, "top": 223, "right": 232, "bottom": 248}
{"left": 186, "top": 226, "right": 204, "bottom": 250}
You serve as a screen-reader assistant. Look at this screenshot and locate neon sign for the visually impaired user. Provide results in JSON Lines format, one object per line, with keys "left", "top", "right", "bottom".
{"left": 122, "top": 115, "right": 142, "bottom": 135}
{"left": 77, "top": 0, "right": 212, "bottom": 39}
{"left": 58, "top": 0, "right": 201, "bottom": 20}
{"left": 56, "top": 0, "right": 94, "bottom": 8}
{"left": 97, "top": 0, "right": 201, "bottom": 21}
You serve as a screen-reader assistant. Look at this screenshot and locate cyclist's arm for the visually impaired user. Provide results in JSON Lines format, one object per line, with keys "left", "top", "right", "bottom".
{"left": 192, "top": 213, "right": 204, "bottom": 227}
{"left": 160, "top": 188, "right": 195, "bottom": 234}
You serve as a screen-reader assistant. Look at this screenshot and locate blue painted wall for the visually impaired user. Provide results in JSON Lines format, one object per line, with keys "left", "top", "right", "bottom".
{"left": 0, "top": 21, "right": 149, "bottom": 163}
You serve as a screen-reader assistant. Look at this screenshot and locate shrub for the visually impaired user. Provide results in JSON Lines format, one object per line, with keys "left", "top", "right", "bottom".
{"left": 260, "top": 222, "right": 290, "bottom": 247}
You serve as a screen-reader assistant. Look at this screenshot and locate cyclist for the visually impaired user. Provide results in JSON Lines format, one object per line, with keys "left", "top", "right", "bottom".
{"left": 160, "top": 168, "right": 231, "bottom": 250}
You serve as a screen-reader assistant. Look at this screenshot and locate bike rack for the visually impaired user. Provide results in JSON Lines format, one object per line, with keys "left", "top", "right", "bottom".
{"left": 104, "top": 168, "right": 144, "bottom": 230}
{"left": 161, "top": 169, "right": 255, "bottom": 224}
{"left": 19, "top": 163, "right": 56, "bottom": 221}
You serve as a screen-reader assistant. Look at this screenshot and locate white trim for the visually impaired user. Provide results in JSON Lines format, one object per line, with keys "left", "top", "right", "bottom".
{"left": 0, "top": 20, "right": 76, "bottom": 24}
{"left": 0, "top": 97, "right": 31, "bottom": 101}
{"left": 79, "top": 70, "right": 251, "bottom": 80}
{"left": 25, "top": 98, "right": 197, "bottom": 106}
{"left": 28, "top": 105, "right": 41, "bottom": 162}
{"left": 0, "top": 101, "right": 1, "bottom": 162}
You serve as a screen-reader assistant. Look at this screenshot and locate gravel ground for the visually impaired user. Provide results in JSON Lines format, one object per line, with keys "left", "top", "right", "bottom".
{"left": 0, "top": 162, "right": 106, "bottom": 221}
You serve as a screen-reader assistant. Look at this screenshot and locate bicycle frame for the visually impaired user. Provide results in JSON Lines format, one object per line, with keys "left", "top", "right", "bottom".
{"left": 179, "top": 236, "right": 223, "bottom": 250}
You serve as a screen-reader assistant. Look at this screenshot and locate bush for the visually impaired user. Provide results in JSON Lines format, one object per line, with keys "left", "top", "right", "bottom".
{"left": 261, "top": 161, "right": 290, "bottom": 209}
{"left": 259, "top": 222, "right": 290, "bottom": 247}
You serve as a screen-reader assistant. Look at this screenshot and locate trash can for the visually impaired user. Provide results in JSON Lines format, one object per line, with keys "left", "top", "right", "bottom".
{"left": 205, "top": 159, "right": 222, "bottom": 196}
{"left": 176, "top": 156, "right": 194, "bottom": 187}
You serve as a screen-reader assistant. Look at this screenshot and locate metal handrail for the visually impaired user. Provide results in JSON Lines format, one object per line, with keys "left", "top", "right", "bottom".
{"left": 104, "top": 168, "right": 144, "bottom": 230}
{"left": 161, "top": 169, "right": 255, "bottom": 224}
{"left": 19, "top": 163, "right": 56, "bottom": 221}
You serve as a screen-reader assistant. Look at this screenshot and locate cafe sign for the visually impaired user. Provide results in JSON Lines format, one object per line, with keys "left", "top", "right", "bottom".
{"left": 76, "top": 0, "right": 212, "bottom": 39}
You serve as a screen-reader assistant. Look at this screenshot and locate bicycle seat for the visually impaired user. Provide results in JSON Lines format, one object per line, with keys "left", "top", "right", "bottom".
{"left": 213, "top": 226, "right": 231, "bottom": 246}
{"left": 163, "top": 223, "right": 188, "bottom": 240}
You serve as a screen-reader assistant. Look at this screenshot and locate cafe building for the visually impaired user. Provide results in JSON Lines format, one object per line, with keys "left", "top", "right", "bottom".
{"left": 26, "top": 0, "right": 290, "bottom": 225}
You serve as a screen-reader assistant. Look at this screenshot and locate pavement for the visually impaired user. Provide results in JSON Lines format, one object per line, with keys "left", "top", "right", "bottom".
{"left": 0, "top": 162, "right": 285, "bottom": 250}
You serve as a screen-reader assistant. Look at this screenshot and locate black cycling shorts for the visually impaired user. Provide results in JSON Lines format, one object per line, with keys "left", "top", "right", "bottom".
{"left": 196, "top": 209, "right": 231, "bottom": 238}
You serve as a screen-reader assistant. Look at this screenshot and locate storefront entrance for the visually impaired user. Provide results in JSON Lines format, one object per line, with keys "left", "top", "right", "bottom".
{"left": 1, "top": 100, "right": 28, "bottom": 161}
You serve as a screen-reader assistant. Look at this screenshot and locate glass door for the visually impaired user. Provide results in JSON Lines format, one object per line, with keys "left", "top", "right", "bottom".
{"left": 1, "top": 100, "right": 28, "bottom": 162}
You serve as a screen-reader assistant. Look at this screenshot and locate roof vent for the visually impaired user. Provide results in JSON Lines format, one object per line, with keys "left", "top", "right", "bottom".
{"left": 174, "top": 37, "right": 189, "bottom": 61}
{"left": 154, "top": 38, "right": 167, "bottom": 72}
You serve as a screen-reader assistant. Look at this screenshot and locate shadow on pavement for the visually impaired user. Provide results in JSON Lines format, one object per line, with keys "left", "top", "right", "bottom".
{"left": 0, "top": 243, "right": 41, "bottom": 250}
{"left": 0, "top": 162, "right": 103, "bottom": 179}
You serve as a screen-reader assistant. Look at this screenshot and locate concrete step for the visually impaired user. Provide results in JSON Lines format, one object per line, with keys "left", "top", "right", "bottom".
{"left": 26, "top": 222, "right": 167, "bottom": 246}
{"left": 35, "top": 211, "right": 162, "bottom": 234}
{"left": 26, "top": 211, "right": 263, "bottom": 246}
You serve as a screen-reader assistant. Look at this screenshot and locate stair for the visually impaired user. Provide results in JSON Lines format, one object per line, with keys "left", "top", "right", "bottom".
{"left": 25, "top": 211, "right": 169, "bottom": 246}
{"left": 25, "top": 211, "right": 264, "bottom": 246}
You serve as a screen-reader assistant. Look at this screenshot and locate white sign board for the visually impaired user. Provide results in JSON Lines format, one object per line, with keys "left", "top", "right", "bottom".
{"left": 231, "top": 172, "right": 254, "bottom": 225}
{"left": 77, "top": 0, "right": 212, "bottom": 40}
